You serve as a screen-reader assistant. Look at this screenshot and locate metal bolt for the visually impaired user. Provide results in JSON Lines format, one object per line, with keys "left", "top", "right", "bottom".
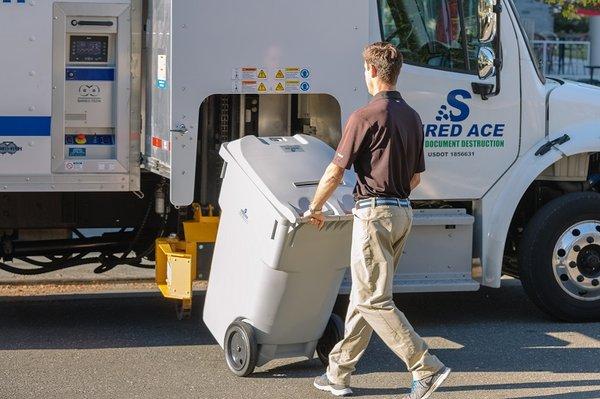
{"left": 569, "top": 261, "right": 577, "bottom": 268}
{"left": 587, "top": 236, "right": 594, "bottom": 244}
{"left": 577, "top": 275, "right": 584, "bottom": 282}
{"left": 574, "top": 245, "right": 581, "bottom": 252}
{"left": 592, "top": 279, "right": 599, "bottom": 287}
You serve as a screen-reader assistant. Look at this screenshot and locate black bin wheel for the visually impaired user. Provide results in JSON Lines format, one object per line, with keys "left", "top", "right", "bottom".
{"left": 316, "top": 313, "right": 345, "bottom": 366}
{"left": 224, "top": 320, "right": 258, "bottom": 377}
{"left": 520, "top": 191, "right": 600, "bottom": 322}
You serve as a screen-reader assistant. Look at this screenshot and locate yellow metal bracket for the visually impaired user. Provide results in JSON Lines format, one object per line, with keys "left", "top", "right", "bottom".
{"left": 155, "top": 204, "right": 219, "bottom": 319}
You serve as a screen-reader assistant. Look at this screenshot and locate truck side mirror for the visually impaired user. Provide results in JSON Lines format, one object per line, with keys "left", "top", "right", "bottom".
{"left": 479, "top": 0, "right": 497, "bottom": 43}
{"left": 474, "top": 0, "right": 502, "bottom": 100}
{"left": 478, "top": 46, "right": 496, "bottom": 80}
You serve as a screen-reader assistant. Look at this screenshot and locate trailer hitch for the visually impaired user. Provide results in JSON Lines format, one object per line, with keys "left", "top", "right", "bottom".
{"left": 535, "top": 134, "right": 570, "bottom": 157}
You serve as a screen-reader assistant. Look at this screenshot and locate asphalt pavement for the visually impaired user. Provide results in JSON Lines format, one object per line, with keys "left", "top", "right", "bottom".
{"left": 0, "top": 279, "right": 599, "bottom": 399}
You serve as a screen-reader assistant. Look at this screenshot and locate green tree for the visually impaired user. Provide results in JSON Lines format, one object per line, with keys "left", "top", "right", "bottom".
{"left": 543, "top": 0, "right": 600, "bottom": 19}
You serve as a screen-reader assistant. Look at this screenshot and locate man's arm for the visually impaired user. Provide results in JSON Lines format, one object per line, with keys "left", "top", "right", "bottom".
{"left": 305, "top": 112, "right": 369, "bottom": 229}
{"left": 310, "top": 162, "right": 345, "bottom": 212}
{"left": 304, "top": 162, "right": 345, "bottom": 230}
{"left": 410, "top": 173, "right": 421, "bottom": 190}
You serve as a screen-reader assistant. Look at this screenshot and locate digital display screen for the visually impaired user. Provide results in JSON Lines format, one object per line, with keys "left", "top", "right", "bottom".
{"left": 70, "top": 36, "right": 109, "bottom": 63}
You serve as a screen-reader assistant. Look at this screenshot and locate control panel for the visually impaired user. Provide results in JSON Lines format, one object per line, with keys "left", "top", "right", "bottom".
{"left": 52, "top": 3, "right": 131, "bottom": 174}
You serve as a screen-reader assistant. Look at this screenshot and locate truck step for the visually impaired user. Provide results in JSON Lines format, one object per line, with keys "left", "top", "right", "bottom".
{"left": 339, "top": 276, "right": 480, "bottom": 294}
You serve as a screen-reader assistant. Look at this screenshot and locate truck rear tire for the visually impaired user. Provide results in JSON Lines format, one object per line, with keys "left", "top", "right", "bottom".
{"left": 224, "top": 320, "right": 258, "bottom": 377}
{"left": 519, "top": 191, "right": 600, "bottom": 322}
{"left": 316, "top": 313, "right": 345, "bottom": 366}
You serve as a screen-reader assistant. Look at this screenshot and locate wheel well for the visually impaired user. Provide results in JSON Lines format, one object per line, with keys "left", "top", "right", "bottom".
{"left": 503, "top": 152, "right": 600, "bottom": 278}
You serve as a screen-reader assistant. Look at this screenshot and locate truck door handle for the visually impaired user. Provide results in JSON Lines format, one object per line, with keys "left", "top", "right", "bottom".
{"left": 170, "top": 124, "right": 188, "bottom": 134}
{"left": 471, "top": 82, "right": 495, "bottom": 100}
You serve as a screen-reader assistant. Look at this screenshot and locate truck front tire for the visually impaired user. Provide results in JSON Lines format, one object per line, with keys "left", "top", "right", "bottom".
{"left": 519, "top": 192, "right": 600, "bottom": 322}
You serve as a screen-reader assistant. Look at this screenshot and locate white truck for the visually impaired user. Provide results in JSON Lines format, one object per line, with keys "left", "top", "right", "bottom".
{"left": 0, "top": 0, "right": 599, "bottom": 322}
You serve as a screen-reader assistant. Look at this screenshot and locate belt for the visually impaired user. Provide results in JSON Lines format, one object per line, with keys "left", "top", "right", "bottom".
{"left": 355, "top": 197, "right": 411, "bottom": 209}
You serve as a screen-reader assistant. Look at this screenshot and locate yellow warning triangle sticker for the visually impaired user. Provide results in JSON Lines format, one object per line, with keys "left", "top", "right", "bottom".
{"left": 257, "top": 69, "right": 267, "bottom": 79}
{"left": 275, "top": 82, "right": 285, "bottom": 92}
{"left": 275, "top": 69, "right": 285, "bottom": 79}
{"left": 258, "top": 82, "right": 267, "bottom": 92}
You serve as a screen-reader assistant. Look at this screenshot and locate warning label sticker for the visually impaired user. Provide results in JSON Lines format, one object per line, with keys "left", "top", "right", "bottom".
{"left": 284, "top": 67, "right": 300, "bottom": 79}
{"left": 241, "top": 80, "right": 258, "bottom": 93}
{"left": 233, "top": 67, "right": 268, "bottom": 80}
{"left": 157, "top": 54, "right": 167, "bottom": 89}
{"left": 152, "top": 136, "right": 170, "bottom": 151}
{"left": 285, "top": 80, "right": 300, "bottom": 93}
{"left": 299, "top": 68, "right": 311, "bottom": 79}
{"left": 232, "top": 66, "right": 311, "bottom": 93}
{"left": 240, "top": 68, "right": 258, "bottom": 80}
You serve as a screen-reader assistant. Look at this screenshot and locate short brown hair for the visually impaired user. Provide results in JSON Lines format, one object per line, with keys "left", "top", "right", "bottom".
{"left": 363, "top": 42, "right": 403, "bottom": 85}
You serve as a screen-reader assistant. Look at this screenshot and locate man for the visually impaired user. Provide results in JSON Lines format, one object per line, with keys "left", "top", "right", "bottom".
{"left": 304, "top": 42, "right": 451, "bottom": 398}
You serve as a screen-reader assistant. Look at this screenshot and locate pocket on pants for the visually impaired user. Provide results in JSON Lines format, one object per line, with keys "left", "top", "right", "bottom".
{"left": 352, "top": 217, "right": 373, "bottom": 261}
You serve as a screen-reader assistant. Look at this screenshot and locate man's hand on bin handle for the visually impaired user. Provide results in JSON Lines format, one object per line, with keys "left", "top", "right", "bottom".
{"left": 304, "top": 205, "right": 325, "bottom": 230}
{"left": 306, "top": 163, "right": 345, "bottom": 231}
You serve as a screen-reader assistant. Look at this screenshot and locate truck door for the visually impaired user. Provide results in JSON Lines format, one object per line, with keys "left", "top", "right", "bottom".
{"left": 378, "top": 0, "right": 520, "bottom": 199}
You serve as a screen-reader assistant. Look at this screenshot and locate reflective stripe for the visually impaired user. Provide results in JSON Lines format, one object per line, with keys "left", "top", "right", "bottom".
{"left": 66, "top": 68, "right": 115, "bottom": 81}
{"left": 0, "top": 116, "right": 51, "bottom": 136}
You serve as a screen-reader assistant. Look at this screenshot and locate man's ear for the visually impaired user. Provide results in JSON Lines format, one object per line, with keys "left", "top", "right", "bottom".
{"left": 369, "top": 64, "right": 378, "bottom": 79}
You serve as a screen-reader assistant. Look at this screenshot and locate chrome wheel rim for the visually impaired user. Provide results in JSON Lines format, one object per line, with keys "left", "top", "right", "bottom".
{"left": 552, "top": 220, "right": 600, "bottom": 301}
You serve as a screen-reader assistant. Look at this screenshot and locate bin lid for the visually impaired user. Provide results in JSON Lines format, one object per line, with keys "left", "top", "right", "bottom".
{"left": 220, "top": 135, "right": 356, "bottom": 224}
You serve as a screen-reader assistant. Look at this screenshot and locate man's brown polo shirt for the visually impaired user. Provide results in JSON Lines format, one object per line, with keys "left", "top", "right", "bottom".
{"left": 332, "top": 91, "right": 425, "bottom": 200}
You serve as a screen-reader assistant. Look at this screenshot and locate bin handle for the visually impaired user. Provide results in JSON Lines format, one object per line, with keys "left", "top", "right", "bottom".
{"left": 296, "top": 213, "right": 352, "bottom": 224}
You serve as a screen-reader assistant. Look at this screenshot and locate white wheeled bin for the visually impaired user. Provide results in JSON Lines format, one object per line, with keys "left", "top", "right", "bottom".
{"left": 203, "top": 134, "right": 356, "bottom": 376}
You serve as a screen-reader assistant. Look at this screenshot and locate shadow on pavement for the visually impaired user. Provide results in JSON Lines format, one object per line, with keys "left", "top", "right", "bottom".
{"left": 0, "top": 292, "right": 216, "bottom": 349}
{"left": 0, "top": 279, "right": 598, "bottom": 381}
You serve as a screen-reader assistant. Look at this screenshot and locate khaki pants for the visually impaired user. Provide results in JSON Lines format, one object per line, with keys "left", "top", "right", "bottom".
{"left": 327, "top": 204, "right": 444, "bottom": 385}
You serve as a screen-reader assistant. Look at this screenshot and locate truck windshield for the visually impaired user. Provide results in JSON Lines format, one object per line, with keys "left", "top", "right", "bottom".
{"left": 377, "top": 0, "right": 479, "bottom": 74}
{"left": 506, "top": 0, "right": 546, "bottom": 83}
